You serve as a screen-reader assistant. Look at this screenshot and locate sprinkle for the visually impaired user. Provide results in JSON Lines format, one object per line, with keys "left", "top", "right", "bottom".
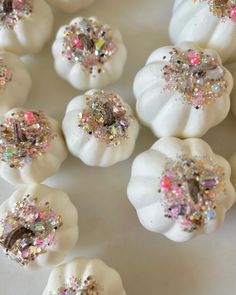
{"left": 195, "top": 0, "right": 236, "bottom": 22}
{"left": 0, "top": 0, "right": 32, "bottom": 30}
{"left": 0, "top": 195, "right": 63, "bottom": 265}
{"left": 0, "top": 111, "right": 56, "bottom": 168}
{"left": 49, "top": 276, "right": 103, "bottom": 295}
{"left": 0, "top": 57, "right": 13, "bottom": 90}
{"left": 159, "top": 156, "right": 225, "bottom": 233}
{"left": 162, "top": 48, "right": 228, "bottom": 109}
{"left": 78, "top": 91, "right": 132, "bottom": 146}
{"left": 62, "top": 18, "right": 117, "bottom": 75}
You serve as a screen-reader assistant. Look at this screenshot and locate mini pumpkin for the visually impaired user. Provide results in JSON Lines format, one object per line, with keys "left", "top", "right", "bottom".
{"left": 52, "top": 16, "right": 127, "bottom": 90}
{"left": 0, "top": 51, "right": 31, "bottom": 114}
{"left": 42, "top": 257, "right": 126, "bottom": 295}
{"left": 0, "top": 184, "right": 79, "bottom": 269}
{"left": 127, "top": 137, "right": 235, "bottom": 242}
{"left": 0, "top": 0, "right": 54, "bottom": 56}
{"left": 133, "top": 41, "right": 233, "bottom": 138}
{"left": 47, "top": 0, "right": 94, "bottom": 13}
{"left": 0, "top": 108, "right": 68, "bottom": 184}
{"left": 62, "top": 89, "right": 139, "bottom": 167}
{"left": 169, "top": 0, "right": 236, "bottom": 63}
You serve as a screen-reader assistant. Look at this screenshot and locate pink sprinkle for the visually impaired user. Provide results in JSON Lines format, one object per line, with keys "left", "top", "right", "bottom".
{"left": 73, "top": 39, "right": 84, "bottom": 48}
{"left": 231, "top": 7, "right": 236, "bottom": 21}
{"left": 160, "top": 177, "right": 172, "bottom": 189}
{"left": 24, "top": 112, "right": 35, "bottom": 123}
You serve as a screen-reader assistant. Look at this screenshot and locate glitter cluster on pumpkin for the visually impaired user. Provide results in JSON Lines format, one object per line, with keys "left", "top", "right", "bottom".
{"left": 159, "top": 156, "right": 225, "bottom": 233}
{"left": 62, "top": 18, "right": 117, "bottom": 75}
{"left": 0, "top": 111, "right": 55, "bottom": 168}
{"left": 49, "top": 276, "right": 102, "bottom": 295}
{"left": 78, "top": 91, "right": 131, "bottom": 146}
{"left": 0, "top": 0, "right": 32, "bottom": 30}
{"left": 194, "top": 0, "right": 236, "bottom": 22}
{"left": 0, "top": 57, "right": 13, "bottom": 89}
{"left": 0, "top": 195, "right": 63, "bottom": 265}
{"left": 162, "top": 47, "right": 228, "bottom": 109}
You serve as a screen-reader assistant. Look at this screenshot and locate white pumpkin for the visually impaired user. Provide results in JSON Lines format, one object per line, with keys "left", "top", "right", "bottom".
{"left": 0, "top": 0, "right": 54, "bottom": 56}
{"left": 47, "top": 0, "right": 94, "bottom": 13}
{"left": 169, "top": 0, "right": 236, "bottom": 63}
{"left": 133, "top": 41, "right": 233, "bottom": 138}
{"left": 0, "top": 108, "right": 68, "bottom": 185}
{"left": 42, "top": 257, "right": 126, "bottom": 295}
{"left": 52, "top": 16, "right": 127, "bottom": 90}
{"left": 127, "top": 137, "right": 236, "bottom": 242}
{"left": 62, "top": 89, "right": 139, "bottom": 167}
{"left": 0, "top": 184, "right": 79, "bottom": 269}
{"left": 0, "top": 51, "right": 31, "bottom": 114}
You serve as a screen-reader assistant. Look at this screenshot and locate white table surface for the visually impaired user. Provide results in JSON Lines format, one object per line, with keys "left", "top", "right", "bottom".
{"left": 1, "top": 0, "right": 236, "bottom": 294}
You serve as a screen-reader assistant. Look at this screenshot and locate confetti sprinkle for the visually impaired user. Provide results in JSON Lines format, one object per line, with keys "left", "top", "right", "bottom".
{"left": 159, "top": 156, "right": 225, "bottom": 232}
{"left": 0, "top": 57, "right": 12, "bottom": 89}
{"left": 62, "top": 18, "right": 117, "bottom": 75}
{"left": 49, "top": 276, "right": 102, "bottom": 295}
{"left": 162, "top": 48, "right": 228, "bottom": 109}
{"left": 0, "top": 111, "right": 56, "bottom": 168}
{"left": 195, "top": 0, "right": 236, "bottom": 22}
{"left": 0, "top": 0, "right": 32, "bottom": 29}
{"left": 0, "top": 195, "right": 63, "bottom": 265}
{"left": 78, "top": 91, "right": 131, "bottom": 146}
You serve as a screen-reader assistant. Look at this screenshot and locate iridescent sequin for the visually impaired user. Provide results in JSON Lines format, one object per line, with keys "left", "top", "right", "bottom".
{"left": 78, "top": 91, "right": 131, "bottom": 146}
{"left": 159, "top": 156, "right": 225, "bottom": 232}
{"left": 0, "top": 111, "right": 56, "bottom": 168}
{"left": 0, "top": 0, "right": 32, "bottom": 29}
{"left": 162, "top": 48, "right": 228, "bottom": 109}
{"left": 0, "top": 195, "right": 63, "bottom": 265}
{"left": 62, "top": 18, "right": 117, "bottom": 75}
{"left": 0, "top": 57, "right": 12, "bottom": 90}
{"left": 195, "top": 0, "right": 236, "bottom": 22}
{"left": 49, "top": 276, "right": 102, "bottom": 295}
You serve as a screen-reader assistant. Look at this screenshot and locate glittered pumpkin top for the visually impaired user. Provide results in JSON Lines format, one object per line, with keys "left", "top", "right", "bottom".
{"left": 78, "top": 91, "right": 131, "bottom": 146}
{"left": 62, "top": 18, "right": 117, "bottom": 75}
{"left": 162, "top": 48, "right": 228, "bottom": 109}
{"left": 0, "top": 195, "right": 63, "bottom": 265}
{"left": 49, "top": 276, "right": 102, "bottom": 295}
{"left": 0, "top": 0, "right": 32, "bottom": 29}
{"left": 0, "top": 111, "right": 56, "bottom": 168}
{"left": 0, "top": 57, "right": 13, "bottom": 90}
{"left": 159, "top": 156, "right": 225, "bottom": 232}
{"left": 195, "top": 0, "right": 236, "bottom": 22}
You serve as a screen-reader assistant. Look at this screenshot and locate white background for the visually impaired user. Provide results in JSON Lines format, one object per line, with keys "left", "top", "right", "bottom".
{"left": 1, "top": 0, "right": 236, "bottom": 294}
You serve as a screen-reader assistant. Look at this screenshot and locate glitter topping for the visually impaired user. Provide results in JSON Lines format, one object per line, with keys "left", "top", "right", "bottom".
{"left": 62, "top": 18, "right": 117, "bottom": 75}
{"left": 0, "top": 0, "right": 32, "bottom": 29}
{"left": 159, "top": 156, "right": 225, "bottom": 232}
{"left": 162, "top": 48, "right": 228, "bottom": 109}
{"left": 0, "top": 57, "right": 13, "bottom": 90}
{"left": 0, "top": 111, "right": 55, "bottom": 168}
{"left": 49, "top": 276, "right": 103, "bottom": 295}
{"left": 78, "top": 91, "right": 131, "bottom": 146}
{"left": 0, "top": 195, "right": 63, "bottom": 265}
{"left": 195, "top": 0, "right": 236, "bottom": 22}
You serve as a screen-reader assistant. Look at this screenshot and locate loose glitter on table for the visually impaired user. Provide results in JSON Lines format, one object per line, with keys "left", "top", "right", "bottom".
{"left": 0, "top": 0, "right": 32, "bottom": 29}
{"left": 0, "top": 111, "right": 55, "bottom": 168}
{"left": 159, "top": 156, "right": 225, "bottom": 232}
{"left": 0, "top": 195, "right": 63, "bottom": 265}
{"left": 162, "top": 48, "right": 228, "bottom": 109}
{"left": 49, "top": 276, "right": 102, "bottom": 295}
{"left": 62, "top": 18, "right": 117, "bottom": 75}
{"left": 195, "top": 0, "right": 236, "bottom": 22}
{"left": 0, "top": 57, "right": 13, "bottom": 90}
{"left": 78, "top": 91, "right": 131, "bottom": 146}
